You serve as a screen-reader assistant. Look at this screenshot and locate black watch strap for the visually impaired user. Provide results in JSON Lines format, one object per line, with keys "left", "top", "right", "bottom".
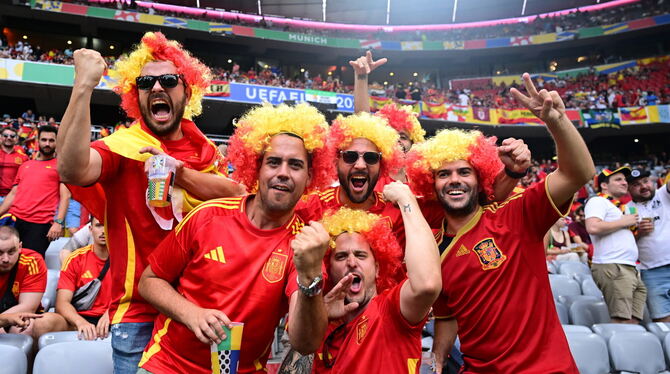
{"left": 504, "top": 167, "right": 529, "bottom": 179}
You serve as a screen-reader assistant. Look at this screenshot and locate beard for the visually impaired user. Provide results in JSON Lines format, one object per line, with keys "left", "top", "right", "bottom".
{"left": 39, "top": 145, "right": 55, "bottom": 157}
{"left": 258, "top": 178, "right": 301, "bottom": 214}
{"left": 338, "top": 168, "right": 379, "bottom": 204}
{"left": 139, "top": 93, "right": 186, "bottom": 137}
{"left": 438, "top": 184, "right": 480, "bottom": 217}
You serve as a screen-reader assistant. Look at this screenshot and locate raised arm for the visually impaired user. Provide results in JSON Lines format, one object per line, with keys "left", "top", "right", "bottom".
{"left": 511, "top": 73, "right": 595, "bottom": 207}
{"left": 384, "top": 182, "right": 441, "bottom": 325}
{"left": 492, "top": 137, "right": 532, "bottom": 201}
{"left": 350, "top": 51, "right": 387, "bottom": 113}
{"left": 57, "top": 49, "right": 106, "bottom": 186}
{"left": 287, "top": 222, "right": 329, "bottom": 355}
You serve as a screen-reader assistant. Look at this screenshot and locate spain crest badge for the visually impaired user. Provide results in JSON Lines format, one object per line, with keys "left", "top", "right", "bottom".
{"left": 262, "top": 249, "right": 288, "bottom": 283}
{"left": 473, "top": 238, "right": 507, "bottom": 270}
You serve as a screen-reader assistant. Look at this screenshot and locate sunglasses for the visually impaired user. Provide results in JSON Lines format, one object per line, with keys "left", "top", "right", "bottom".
{"left": 339, "top": 151, "right": 382, "bottom": 165}
{"left": 2, "top": 134, "right": 16, "bottom": 139}
{"left": 135, "top": 74, "right": 183, "bottom": 90}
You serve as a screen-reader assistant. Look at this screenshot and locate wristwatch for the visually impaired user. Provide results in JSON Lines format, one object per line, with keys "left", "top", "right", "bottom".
{"left": 297, "top": 274, "right": 324, "bottom": 297}
{"left": 54, "top": 218, "right": 65, "bottom": 225}
{"left": 504, "top": 167, "right": 529, "bottom": 179}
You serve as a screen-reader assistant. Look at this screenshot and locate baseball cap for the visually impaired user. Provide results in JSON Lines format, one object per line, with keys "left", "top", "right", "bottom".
{"left": 595, "top": 166, "right": 631, "bottom": 191}
{"left": 627, "top": 167, "right": 651, "bottom": 183}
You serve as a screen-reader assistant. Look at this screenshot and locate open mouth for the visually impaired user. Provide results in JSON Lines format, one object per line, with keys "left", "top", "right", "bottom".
{"left": 271, "top": 184, "right": 291, "bottom": 193}
{"left": 150, "top": 98, "right": 172, "bottom": 122}
{"left": 349, "top": 175, "right": 368, "bottom": 192}
{"left": 350, "top": 274, "right": 362, "bottom": 293}
{"left": 446, "top": 188, "right": 467, "bottom": 197}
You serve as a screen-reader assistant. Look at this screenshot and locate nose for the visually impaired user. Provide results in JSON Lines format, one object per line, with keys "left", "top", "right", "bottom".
{"left": 151, "top": 78, "right": 164, "bottom": 93}
{"left": 353, "top": 154, "right": 367, "bottom": 170}
{"left": 276, "top": 161, "right": 290, "bottom": 180}
{"left": 446, "top": 171, "right": 460, "bottom": 184}
{"left": 345, "top": 253, "right": 357, "bottom": 268}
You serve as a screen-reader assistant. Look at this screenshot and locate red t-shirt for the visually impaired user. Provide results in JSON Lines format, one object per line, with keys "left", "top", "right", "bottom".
{"left": 0, "top": 248, "right": 47, "bottom": 310}
{"left": 91, "top": 136, "right": 201, "bottom": 324}
{"left": 0, "top": 149, "right": 28, "bottom": 196}
{"left": 297, "top": 186, "right": 404, "bottom": 244}
{"left": 139, "top": 196, "right": 303, "bottom": 374}
{"left": 10, "top": 158, "right": 60, "bottom": 224}
{"left": 312, "top": 283, "right": 424, "bottom": 374}
{"left": 58, "top": 245, "right": 111, "bottom": 318}
{"left": 432, "top": 180, "right": 579, "bottom": 373}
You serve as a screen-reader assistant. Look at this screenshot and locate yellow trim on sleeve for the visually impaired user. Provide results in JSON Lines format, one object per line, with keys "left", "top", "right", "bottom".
{"left": 138, "top": 318, "right": 172, "bottom": 367}
{"left": 111, "top": 219, "right": 136, "bottom": 325}
{"left": 60, "top": 245, "right": 93, "bottom": 271}
{"left": 407, "top": 358, "right": 419, "bottom": 374}
{"left": 175, "top": 198, "right": 242, "bottom": 234}
{"left": 544, "top": 174, "right": 574, "bottom": 217}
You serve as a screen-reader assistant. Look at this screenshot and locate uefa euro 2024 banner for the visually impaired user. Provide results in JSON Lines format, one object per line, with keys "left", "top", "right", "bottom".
{"left": 222, "top": 82, "right": 355, "bottom": 112}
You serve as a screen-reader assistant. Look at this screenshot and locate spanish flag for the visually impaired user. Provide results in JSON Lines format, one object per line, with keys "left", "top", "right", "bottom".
{"left": 69, "top": 119, "right": 225, "bottom": 228}
{"left": 421, "top": 101, "right": 447, "bottom": 119}
{"left": 369, "top": 96, "right": 393, "bottom": 112}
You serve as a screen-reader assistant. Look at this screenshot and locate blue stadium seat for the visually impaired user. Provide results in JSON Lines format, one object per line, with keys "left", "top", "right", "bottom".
{"left": 0, "top": 344, "right": 27, "bottom": 374}
{"left": 558, "top": 295, "right": 601, "bottom": 309}
{"left": 41, "top": 269, "right": 60, "bottom": 311}
{"left": 580, "top": 278, "right": 605, "bottom": 299}
{"left": 38, "top": 331, "right": 94, "bottom": 350}
{"left": 547, "top": 261, "right": 557, "bottom": 274}
{"left": 549, "top": 274, "right": 581, "bottom": 298}
{"left": 558, "top": 261, "right": 591, "bottom": 278}
{"left": 663, "top": 333, "right": 670, "bottom": 368}
{"left": 569, "top": 299, "right": 610, "bottom": 326}
{"left": 33, "top": 341, "right": 113, "bottom": 374}
{"left": 562, "top": 325, "right": 593, "bottom": 334}
{"left": 0, "top": 333, "right": 32, "bottom": 356}
{"left": 648, "top": 322, "right": 670, "bottom": 341}
{"left": 592, "top": 323, "right": 647, "bottom": 341}
{"left": 556, "top": 301, "right": 569, "bottom": 324}
{"left": 574, "top": 273, "right": 594, "bottom": 283}
{"left": 608, "top": 332, "right": 669, "bottom": 374}
{"left": 565, "top": 332, "right": 610, "bottom": 374}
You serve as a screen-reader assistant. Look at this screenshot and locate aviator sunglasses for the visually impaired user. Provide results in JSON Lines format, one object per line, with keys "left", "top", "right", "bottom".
{"left": 135, "top": 74, "right": 184, "bottom": 90}
{"left": 339, "top": 150, "right": 382, "bottom": 165}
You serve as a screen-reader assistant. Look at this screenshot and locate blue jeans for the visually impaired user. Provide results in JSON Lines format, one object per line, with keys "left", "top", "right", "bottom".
{"left": 111, "top": 322, "right": 154, "bottom": 374}
{"left": 641, "top": 265, "right": 670, "bottom": 319}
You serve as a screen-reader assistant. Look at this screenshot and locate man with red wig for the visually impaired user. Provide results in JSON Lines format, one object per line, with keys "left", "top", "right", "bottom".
{"left": 406, "top": 74, "right": 595, "bottom": 373}
{"left": 312, "top": 181, "right": 441, "bottom": 373}
{"left": 137, "top": 103, "right": 332, "bottom": 374}
{"left": 56, "top": 32, "right": 243, "bottom": 372}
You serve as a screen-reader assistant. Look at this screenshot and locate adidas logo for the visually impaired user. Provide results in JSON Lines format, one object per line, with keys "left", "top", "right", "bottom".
{"left": 456, "top": 245, "right": 470, "bottom": 257}
{"left": 82, "top": 270, "right": 94, "bottom": 278}
{"left": 204, "top": 246, "right": 226, "bottom": 263}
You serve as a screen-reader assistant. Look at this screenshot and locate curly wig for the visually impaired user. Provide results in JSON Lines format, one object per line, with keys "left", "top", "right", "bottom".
{"left": 321, "top": 207, "right": 403, "bottom": 294}
{"left": 405, "top": 128, "right": 503, "bottom": 200}
{"left": 328, "top": 112, "right": 403, "bottom": 181}
{"left": 375, "top": 103, "right": 425, "bottom": 144}
{"left": 227, "top": 102, "right": 333, "bottom": 193}
{"left": 109, "top": 31, "right": 212, "bottom": 121}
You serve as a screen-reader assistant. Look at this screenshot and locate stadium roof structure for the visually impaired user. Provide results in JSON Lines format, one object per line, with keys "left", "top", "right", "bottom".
{"left": 150, "top": 0, "right": 632, "bottom": 26}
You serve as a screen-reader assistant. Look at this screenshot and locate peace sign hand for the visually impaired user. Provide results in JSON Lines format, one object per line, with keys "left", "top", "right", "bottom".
{"left": 510, "top": 73, "right": 566, "bottom": 126}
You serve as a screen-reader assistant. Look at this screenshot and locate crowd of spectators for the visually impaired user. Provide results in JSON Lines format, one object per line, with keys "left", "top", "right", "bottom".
{"left": 75, "top": 0, "right": 670, "bottom": 42}
{"left": 2, "top": 33, "right": 670, "bottom": 110}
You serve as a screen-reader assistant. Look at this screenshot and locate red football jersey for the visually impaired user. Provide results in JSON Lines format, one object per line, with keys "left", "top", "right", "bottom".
{"left": 312, "top": 283, "right": 424, "bottom": 374}
{"left": 0, "top": 149, "right": 28, "bottom": 196}
{"left": 91, "top": 135, "right": 202, "bottom": 324}
{"left": 297, "top": 186, "right": 404, "bottom": 243}
{"left": 10, "top": 158, "right": 60, "bottom": 224}
{"left": 0, "top": 248, "right": 47, "bottom": 306}
{"left": 58, "top": 245, "right": 111, "bottom": 318}
{"left": 432, "top": 180, "right": 579, "bottom": 373}
{"left": 139, "top": 196, "right": 303, "bottom": 374}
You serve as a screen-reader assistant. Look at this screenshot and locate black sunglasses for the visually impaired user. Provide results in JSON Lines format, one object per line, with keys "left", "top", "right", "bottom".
{"left": 339, "top": 151, "right": 382, "bottom": 165}
{"left": 135, "top": 74, "right": 183, "bottom": 90}
{"left": 2, "top": 134, "right": 16, "bottom": 139}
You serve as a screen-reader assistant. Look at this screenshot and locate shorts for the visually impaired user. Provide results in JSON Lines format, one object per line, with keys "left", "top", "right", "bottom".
{"left": 641, "top": 264, "right": 670, "bottom": 320}
{"left": 592, "top": 263, "right": 647, "bottom": 320}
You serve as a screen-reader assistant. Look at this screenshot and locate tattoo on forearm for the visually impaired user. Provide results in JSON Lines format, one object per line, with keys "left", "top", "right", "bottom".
{"left": 403, "top": 204, "right": 411, "bottom": 213}
{"left": 356, "top": 74, "right": 368, "bottom": 80}
{"left": 278, "top": 349, "right": 314, "bottom": 374}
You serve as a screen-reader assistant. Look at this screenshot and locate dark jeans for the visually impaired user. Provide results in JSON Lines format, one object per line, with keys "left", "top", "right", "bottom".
{"left": 15, "top": 217, "right": 51, "bottom": 258}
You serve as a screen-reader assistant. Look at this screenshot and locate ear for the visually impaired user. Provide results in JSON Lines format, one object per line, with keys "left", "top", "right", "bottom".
{"left": 184, "top": 84, "right": 192, "bottom": 101}
{"left": 375, "top": 261, "right": 379, "bottom": 278}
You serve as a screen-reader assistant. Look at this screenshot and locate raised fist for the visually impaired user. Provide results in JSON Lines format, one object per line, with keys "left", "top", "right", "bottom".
{"left": 73, "top": 48, "right": 107, "bottom": 90}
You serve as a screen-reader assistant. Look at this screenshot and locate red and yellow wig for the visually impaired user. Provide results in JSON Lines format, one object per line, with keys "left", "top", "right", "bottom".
{"left": 321, "top": 207, "right": 403, "bottom": 294}
{"left": 328, "top": 112, "right": 403, "bottom": 181}
{"left": 405, "top": 128, "right": 503, "bottom": 200}
{"left": 109, "top": 31, "right": 212, "bottom": 121}
{"left": 375, "top": 103, "right": 425, "bottom": 144}
{"left": 227, "top": 103, "right": 332, "bottom": 193}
